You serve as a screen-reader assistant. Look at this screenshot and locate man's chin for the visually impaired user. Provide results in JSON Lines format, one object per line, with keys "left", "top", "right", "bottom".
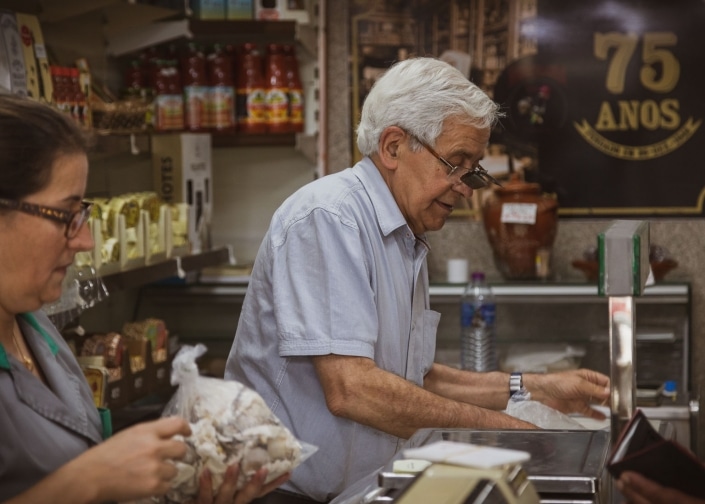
{"left": 427, "top": 217, "right": 449, "bottom": 232}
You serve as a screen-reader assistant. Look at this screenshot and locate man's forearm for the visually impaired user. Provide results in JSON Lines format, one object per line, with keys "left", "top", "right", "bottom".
{"left": 423, "top": 363, "right": 513, "bottom": 410}
{"left": 314, "top": 355, "right": 535, "bottom": 439}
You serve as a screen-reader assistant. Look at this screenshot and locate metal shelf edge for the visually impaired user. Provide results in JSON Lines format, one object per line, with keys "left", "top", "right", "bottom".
{"left": 429, "top": 282, "right": 689, "bottom": 299}
{"left": 101, "top": 247, "right": 230, "bottom": 291}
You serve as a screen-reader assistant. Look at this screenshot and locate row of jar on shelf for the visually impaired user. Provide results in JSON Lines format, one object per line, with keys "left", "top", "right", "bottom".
{"left": 75, "top": 191, "right": 194, "bottom": 274}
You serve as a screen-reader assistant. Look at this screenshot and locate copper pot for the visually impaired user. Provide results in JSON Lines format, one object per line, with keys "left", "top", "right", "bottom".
{"left": 482, "top": 174, "right": 558, "bottom": 279}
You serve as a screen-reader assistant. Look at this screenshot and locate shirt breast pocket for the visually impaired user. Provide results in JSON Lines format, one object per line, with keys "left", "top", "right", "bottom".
{"left": 405, "top": 310, "right": 440, "bottom": 386}
{"left": 421, "top": 309, "right": 440, "bottom": 376}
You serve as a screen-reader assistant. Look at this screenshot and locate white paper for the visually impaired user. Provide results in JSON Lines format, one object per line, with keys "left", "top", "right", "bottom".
{"left": 500, "top": 203, "right": 538, "bottom": 224}
{"left": 403, "top": 440, "right": 530, "bottom": 469}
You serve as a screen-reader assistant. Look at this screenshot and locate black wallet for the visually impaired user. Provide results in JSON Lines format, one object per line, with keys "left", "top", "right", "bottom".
{"left": 607, "top": 408, "right": 705, "bottom": 498}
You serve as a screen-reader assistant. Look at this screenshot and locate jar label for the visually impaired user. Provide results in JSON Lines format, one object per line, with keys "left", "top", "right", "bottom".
{"left": 184, "top": 85, "right": 209, "bottom": 129}
{"left": 236, "top": 88, "right": 267, "bottom": 123}
{"left": 155, "top": 94, "right": 184, "bottom": 130}
{"left": 266, "top": 88, "right": 290, "bottom": 124}
{"left": 500, "top": 203, "right": 538, "bottom": 224}
{"left": 289, "top": 89, "right": 304, "bottom": 125}
{"left": 210, "top": 85, "right": 235, "bottom": 129}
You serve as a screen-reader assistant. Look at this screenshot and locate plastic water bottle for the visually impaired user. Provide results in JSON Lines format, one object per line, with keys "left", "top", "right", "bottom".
{"left": 460, "top": 271, "right": 498, "bottom": 371}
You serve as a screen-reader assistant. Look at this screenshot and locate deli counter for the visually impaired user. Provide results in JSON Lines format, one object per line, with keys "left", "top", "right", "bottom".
{"left": 134, "top": 277, "right": 699, "bottom": 503}
{"left": 331, "top": 428, "right": 612, "bottom": 504}
{"left": 138, "top": 279, "right": 697, "bottom": 452}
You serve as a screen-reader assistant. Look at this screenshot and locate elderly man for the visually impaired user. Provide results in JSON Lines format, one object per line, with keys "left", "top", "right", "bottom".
{"left": 225, "top": 57, "right": 610, "bottom": 504}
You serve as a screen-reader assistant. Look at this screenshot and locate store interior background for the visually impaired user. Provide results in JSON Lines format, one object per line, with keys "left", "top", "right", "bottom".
{"left": 9, "top": 0, "right": 703, "bottom": 453}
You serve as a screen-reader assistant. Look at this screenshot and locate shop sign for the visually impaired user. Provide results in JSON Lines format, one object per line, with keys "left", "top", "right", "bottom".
{"left": 534, "top": 0, "right": 705, "bottom": 216}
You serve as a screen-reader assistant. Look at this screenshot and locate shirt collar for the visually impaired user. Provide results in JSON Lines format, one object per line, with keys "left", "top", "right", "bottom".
{"left": 0, "top": 345, "right": 9, "bottom": 370}
{"left": 352, "top": 157, "right": 419, "bottom": 238}
{"left": 0, "top": 312, "right": 60, "bottom": 371}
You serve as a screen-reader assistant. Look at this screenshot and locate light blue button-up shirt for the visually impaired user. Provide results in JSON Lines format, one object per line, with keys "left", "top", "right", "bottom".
{"left": 225, "top": 157, "right": 440, "bottom": 501}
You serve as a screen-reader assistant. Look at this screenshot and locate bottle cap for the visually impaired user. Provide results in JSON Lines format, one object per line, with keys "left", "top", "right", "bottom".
{"left": 663, "top": 380, "right": 677, "bottom": 393}
{"left": 471, "top": 271, "right": 485, "bottom": 281}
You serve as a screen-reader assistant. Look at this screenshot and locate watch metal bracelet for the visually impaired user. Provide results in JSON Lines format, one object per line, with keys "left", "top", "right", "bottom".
{"left": 509, "top": 372, "right": 523, "bottom": 396}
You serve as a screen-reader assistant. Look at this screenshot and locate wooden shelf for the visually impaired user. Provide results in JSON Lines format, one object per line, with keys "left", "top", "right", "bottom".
{"left": 188, "top": 19, "right": 297, "bottom": 39}
{"left": 179, "top": 247, "right": 232, "bottom": 272}
{"left": 211, "top": 132, "right": 296, "bottom": 148}
{"left": 89, "top": 131, "right": 297, "bottom": 155}
{"left": 103, "top": 15, "right": 298, "bottom": 57}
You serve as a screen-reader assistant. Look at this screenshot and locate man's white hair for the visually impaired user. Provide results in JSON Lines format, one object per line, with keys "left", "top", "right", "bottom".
{"left": 356, "top": 57, "right": 501, "bottom": 156}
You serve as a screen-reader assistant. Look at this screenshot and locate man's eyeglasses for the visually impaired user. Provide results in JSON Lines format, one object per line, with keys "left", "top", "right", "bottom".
{"left": 412, "top": 136, "right": 502, "bottom": 190}
{"left": 0, "top": 198, "right": 93, "bottom": 239}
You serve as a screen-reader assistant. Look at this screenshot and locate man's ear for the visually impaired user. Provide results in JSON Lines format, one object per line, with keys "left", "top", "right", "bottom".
{"left": 377, "top": 126, "right": 406, "bottom": 169}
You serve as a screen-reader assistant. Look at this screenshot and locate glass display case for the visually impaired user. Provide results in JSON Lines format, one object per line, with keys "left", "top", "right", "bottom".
{"left": 430, "top": 280, "right": 698, "bottom": 455}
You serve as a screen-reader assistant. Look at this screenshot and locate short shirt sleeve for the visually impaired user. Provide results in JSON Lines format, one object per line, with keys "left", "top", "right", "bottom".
{"left": 271, "top": 206, "right": 379, "bottom": 359}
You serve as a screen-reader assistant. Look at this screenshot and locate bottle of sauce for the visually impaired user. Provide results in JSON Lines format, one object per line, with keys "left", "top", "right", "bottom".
{"left": 50, "top": 65, "right": 67, "bottom": 113}
{"left": 207, "top": 43, "right": 236, "bottom": 132}
{"left": 154, "top": 59, "right": 184, "bottom": 131}
{"left": 236, "top": 43, "right": 267, "bottom": 134}
{"left": 264, "top": 43, "right": 289, "bottom": 133}
{"left": 60, "top": 67, "right": 78, "bottom": 122}
{"left": 139, "top": 46, "right": 160, "bottom": 95}
{"left": 283, "top": 44, "right": 304, "bottom": 133}
{"left": 166, "top": 59, "right": 184, "bottom": 130}
{"left": 181, "top": 43, "right": 208, "bottom": 131}
{"left": 123, "top": 59, "right": 144, "bottom": 99}
{"left": 69, "top": 67, "right": 88, "bottom": 127}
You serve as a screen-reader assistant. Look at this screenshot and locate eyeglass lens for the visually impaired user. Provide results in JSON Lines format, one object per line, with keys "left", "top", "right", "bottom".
{"left": 67, "top": 203, "right": 92, "bottom": 238}
{"left": 460, "top": 171, "right": 489, "bottom": 189}
{"left": 460, "top": 167, "right": 502, "bottom": 190}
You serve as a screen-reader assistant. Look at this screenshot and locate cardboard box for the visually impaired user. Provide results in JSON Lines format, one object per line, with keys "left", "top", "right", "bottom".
{"left": 254, "top": 0, "right": 310, "bottom": 23}
{"left": 191, "top": 0, "right": 226, "bottom": 19}
{"left": 226, "top": 0, "right": 253, "bottom": 19}
{"left": 15, "top": 13, "right": 53, "bottom": 103}
{"left": 152, "top": 133, "right": 213, "bottom": 253}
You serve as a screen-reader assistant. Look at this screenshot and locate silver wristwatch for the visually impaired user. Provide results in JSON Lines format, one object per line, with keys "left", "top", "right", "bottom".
{"left": 509, "top": 372, "right": 523, "bottom": 397}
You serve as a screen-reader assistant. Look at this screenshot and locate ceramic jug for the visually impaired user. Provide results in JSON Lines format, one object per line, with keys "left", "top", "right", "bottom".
{"left": 482, "top": 174, "right": 558, "bottom": 279}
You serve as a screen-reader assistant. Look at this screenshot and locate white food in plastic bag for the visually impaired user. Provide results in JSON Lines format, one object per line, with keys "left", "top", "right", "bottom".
{"left": 162, "top": 344, "right": 316, "bottom": 503}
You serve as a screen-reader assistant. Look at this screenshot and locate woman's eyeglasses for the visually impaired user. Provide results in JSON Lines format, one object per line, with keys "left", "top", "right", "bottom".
{"left": 0, "top": 198, "right": 93, "bottom": 238}
{"left": 412, "top": 136, "right": 502, "bottom": 189}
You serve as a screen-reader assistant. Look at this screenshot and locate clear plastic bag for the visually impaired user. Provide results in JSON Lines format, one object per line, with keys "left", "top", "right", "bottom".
{"left": 503, "top": 388, "right": 586, "bottom": 430}
{"left": 160, "top": 344, "right": 317, "bottom": 503}
{"left": 43, "top": 264, "right": 109, "bottom": 330}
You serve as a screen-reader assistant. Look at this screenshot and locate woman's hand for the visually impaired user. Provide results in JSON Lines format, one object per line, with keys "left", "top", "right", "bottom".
{"left": 617, "top": 471, "right": 705, "bottom": 504}
{"left": 39, "top": 416, "right": 192, "bottom": 504}
{"left": 195, "top": 465, "right": 291, "bottom": 504}
{"left": 526, "top": 369, "right": 611, "bottom": 420}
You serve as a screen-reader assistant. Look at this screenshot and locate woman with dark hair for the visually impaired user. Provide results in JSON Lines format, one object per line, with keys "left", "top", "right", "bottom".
{"left": 0, "top": 94, "right": 287, "bottom": 504}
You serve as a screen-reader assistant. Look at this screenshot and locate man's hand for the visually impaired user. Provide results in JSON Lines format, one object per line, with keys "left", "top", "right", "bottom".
{"left": 525, "top": 369, "right": 610, "bottom": 420}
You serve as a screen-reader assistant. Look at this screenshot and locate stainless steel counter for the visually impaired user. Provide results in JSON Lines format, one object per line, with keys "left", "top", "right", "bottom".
{"left": 332, "top": 428, "right": 612, "bottom": 504}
